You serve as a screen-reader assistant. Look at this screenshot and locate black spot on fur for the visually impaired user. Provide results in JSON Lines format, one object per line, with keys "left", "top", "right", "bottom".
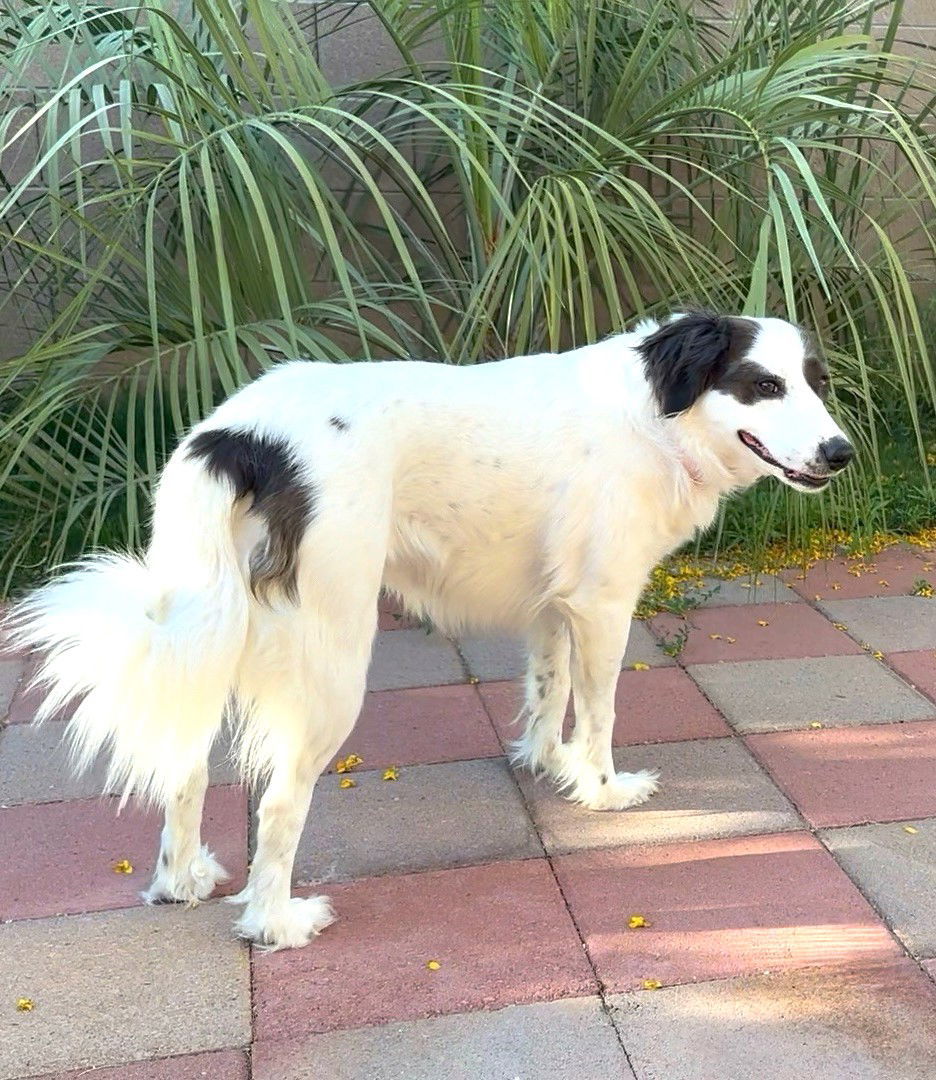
{"left": 329, "top": 415, "right": 349, "bottom": 431}
{"left": 160, "top": 851, "right": 168, "bottom": 869}
{"left": 600, "top": 774, "right": 608, "bottom": 785}
{"left": 640, "top": 312, "right": 759, "bottom": 417}
{"left": 187, "top": 428, "right": 316, "bottom": 604}
{"left": 803, "top": 354, "right": 830, "bottom": 401}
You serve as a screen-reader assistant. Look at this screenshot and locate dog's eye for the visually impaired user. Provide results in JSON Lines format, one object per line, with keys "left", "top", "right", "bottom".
{"left": 758, "top": 379, "right": 781, "bottom": 396}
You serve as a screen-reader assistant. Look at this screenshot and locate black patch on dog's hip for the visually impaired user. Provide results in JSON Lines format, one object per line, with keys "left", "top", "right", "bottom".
{"left": 187, "top": 428, "right": 316, "bottom": 603}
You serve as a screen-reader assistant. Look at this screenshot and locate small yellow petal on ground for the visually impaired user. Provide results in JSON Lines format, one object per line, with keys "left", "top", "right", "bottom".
{"left": 833, "top": 623, "right": 848, "bottom": 631}
{"left": 426, "top": 960, "right": 441, "bottom": 971}
{"left": 726, "top": 636, "right": 736, "bottom": 644}
{"left": 757, "top": 620, "right": 769, "bottom": 627}
{"left": 872, "top": 651, "right": 884, "bottom": 661}
{"left": 641, "top": 980, "right": 662, "bottom": 990}
{"left": 467, "top": 676, "right": 480, "bottom": 685}
{"left": 709, "top": 634, "right": 722, "bottom": 640}
{"left": 382, "top": 766, "right": 399, "bottom": 781}
{"left": 15, "top": 998, "right": 34, "bottom": 1012}
{"left": 628, "top": 915, "right": 649, "bottom": 929}
{"left": 809, "top": 722, "right": 823, "bottom": 729}
{"left": 112, "top": 859, "right": 133, "bottom": 875}
{"left": 632, "top": 662, "right": 650, "bottom": 671}
{"left": 903, "top": 825, "right": 919, "bottom": 834}
{"left": 339, "top": 777, "right": 356, "bottom": 789}
{"left": 831, "top": 583, "right": 842, "bottom": 590}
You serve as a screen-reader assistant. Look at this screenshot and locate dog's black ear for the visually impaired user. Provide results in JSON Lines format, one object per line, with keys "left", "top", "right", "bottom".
{"left": 639, "top": 312, "right": 739, "bottom": 417}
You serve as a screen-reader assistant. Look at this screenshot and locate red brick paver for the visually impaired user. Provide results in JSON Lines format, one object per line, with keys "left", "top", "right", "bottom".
{"left": 553, "top": 832, "right": 900, "bottom": 992}
{"left": 650, "top": 604, "right": 863, "bottom": 664}
{"left": 0, "top": 785, "right": 248, "bottom": 920}
{"left": 478, "top": 667, "right": 731, "bottom": 748}
{"left": 252, "top": 859, "right": 596, "bottom": 1040}
{"left": 782, "top": 546, "right": 936, "bottom": 600}
{"left": 746, "top": 720, "right": 936, "bottom": 827}
{"left": 887, "top": 649, "right": 936, "bottom": 704}
{"left": 328, "top": 685, "right": 502, "bottom": 772}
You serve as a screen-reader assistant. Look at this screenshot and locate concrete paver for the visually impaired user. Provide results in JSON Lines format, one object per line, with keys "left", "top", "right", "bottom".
{"left": 460, "top": 622, "right": 673, "bottom": 682}
{"left": 328, "top": 684, "right": 502, "bottom": 772}
{"left": 746, "top": 720, "right": 936, "bottom": 827}
{"left": 478, "top": 668, "right": 731, "bottom": 749}
{"left": 650, "top": 603, "right": 862, "bottom": 664}
{"left": 252, "top": 860, "right": 596, "bottom": 1040}
{"left": 821, "top": 818, "right": 936, "bottom": 957}
{"left": 886, "top": 649, "right": 936, "bottom": 703}
{"left": 516, "top": 738, "right": 801, "bottom": 854}
{"left": 0, "top": 724, "right": 239, "bottom": 806}
{"left": 552, "top": 832, "right": 900, "bottom": 992}
{"left": 368, "top": 629, "right": 466, "bottom": 691}
{"left": 696, "top": 574, "right": 803, "bottom": 606}
{"left": 34, "top": 1050, "right": 250, "bottom": 1080}
{"left": 608, "top": 957, "right": 936, "bottom": 1080}
{"left": 818, "top": 596, "right": 936, "bottom": 652}
{"left": 252, "top": 997, "right": 632, "bottom": 1080}
{"left": 688, "top": 655, "right": 935, "bottom": 733}
{"left": 0, "top": 658, "right": 23, "bottom": 720}
{"left": 0, "top": 786, "right": 247, "bottom": 920}
{"left": 294, "top": 757, "right": 542, "bottom": 883}
{"left": 0, "top": 902, "right": 251, "bottom": 1080}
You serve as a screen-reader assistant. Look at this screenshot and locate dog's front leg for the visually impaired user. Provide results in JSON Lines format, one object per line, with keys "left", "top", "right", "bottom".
{"left": 557, "top": 607, "right": 659, "bottom": 811}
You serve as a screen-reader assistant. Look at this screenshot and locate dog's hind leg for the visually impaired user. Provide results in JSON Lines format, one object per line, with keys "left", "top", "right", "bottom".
{"left": 228, "top": 609, "right": 374, "bottom": 950}
{"left": 509, "top": 611, "right": 571, "bottom": 776}
{"left": 556, "top": 606, "right": 659, "bottom": 811}
{"left": 142, "top": 759, "right": 229, "bottom": 905}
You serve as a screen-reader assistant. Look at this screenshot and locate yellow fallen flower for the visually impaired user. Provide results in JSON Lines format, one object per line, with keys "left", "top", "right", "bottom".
{"left": 725, "top": 636, "right": 736, "bottom": 644}
{"left": 709, "top": 633, "right": 722, "bottom": 640}
{"left": 903, "top": 825, "right": 919, "bottom": 834}
{"left": 756, "top": 620, "right": 769, "bottom": 627}
{"left": 833, "top": 623, "right": 848, "bottom": 631}
{"left": 628, "top": 915, "right": 649, "bottom": 929}
{"left": 336, "top": 753, "right": 364, "bottom": 774}
{"left": 426, "top": 960, "right": 441, "bottom": 971}
{"left": 339, "top": 777, "right": 356, "bottom": 789}
{"left": 382, "top": 766, "right": 399, "bottom": 781}
{"left": 809, "top": 722, "right": 823, "bottom": 729}
{"left": 631, "top": 662, "right": 650, "bottom": 671}
{"left": 112, "top": 859, "right": 133, "bottom": 875}
{"left": 467, "top": 676, "right": 480, "bottom": 685}
{"left": 15, "top": 998, "right": 34, "bottom": 1012}
{"left": 641, "top": 979, "right": 662, "bottom": 991}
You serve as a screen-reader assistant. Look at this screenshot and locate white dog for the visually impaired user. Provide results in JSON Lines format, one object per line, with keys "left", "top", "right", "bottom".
{"left": 8, "top": 311, "right": 853, "bottom": 949}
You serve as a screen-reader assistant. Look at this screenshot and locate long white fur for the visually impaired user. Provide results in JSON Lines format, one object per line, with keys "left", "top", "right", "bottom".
{"left": 5, "top": 315, "right": 849, "bottom": 949}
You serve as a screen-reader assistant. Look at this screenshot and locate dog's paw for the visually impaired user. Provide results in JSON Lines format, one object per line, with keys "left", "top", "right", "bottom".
{"left": 235, "top": 895, "right": 335, "bottom": 950}
{"left": 574, "top": 767, "right": 660, "bottom": 811}
{"left": 141, "top": 845, "right": 229, "bottom": 906}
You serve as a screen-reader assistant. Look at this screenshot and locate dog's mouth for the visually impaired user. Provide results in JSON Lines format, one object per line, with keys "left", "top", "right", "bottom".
{"left": 737, "top": 431, "right": 830, "bottom": 490}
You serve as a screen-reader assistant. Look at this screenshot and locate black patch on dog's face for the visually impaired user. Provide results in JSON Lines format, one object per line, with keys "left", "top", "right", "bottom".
{"left": 187, "top": 428, "right": 316, "bottom": 604}
{"left": 803, "top": 353, "right": 830, "bottom": 401}
{"left": 715, "top": 360, "right": 785, "bottom": 405}
{"left": 329, "top": 415, "right": 349, "bottom": 431}
{"left": 640, "top": 312, "right": 759, "bottom": 417}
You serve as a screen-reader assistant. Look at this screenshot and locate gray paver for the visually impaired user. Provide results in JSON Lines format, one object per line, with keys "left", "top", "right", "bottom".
{"left": 295, "top": 757, "right": 542, "bottom": 883}
{"left": 252, "top": 996, "right": 633, "bottom": 1080}
{"left": 696, "top": 574, "right": 802, "bottom": 607}
{"left": 516, "top": 737, "right": 801, "bottom": 854}
{"left": 0, "top": 723, "right": 239, "bottom": 806}
{"left": 0, "top": 901, "right": 250, "bottom": 1080}
{"left": 459, "top": 622, "right": 673, "bottom": 682}
{"left": 0, "top": 658, "right": 24, "bottom": 720}
{"left": 821, "top": 818, "right": 936, "bottom": 958}
{"left": 818, "top": 596, "right": 936, "bottom": 652}
{"left": 368, "top": 628, "right": 466, "bottom": 690}
{"left": 687, "top": 655, "right": 935, "bottom": 734}
{"left": 608, "top": 959, "right": 936, "bottom": 1080}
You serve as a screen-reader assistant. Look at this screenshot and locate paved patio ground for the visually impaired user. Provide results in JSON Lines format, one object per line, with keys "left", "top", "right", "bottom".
{"left": 1, "top": 543, "right": 936, "bottom": 1079}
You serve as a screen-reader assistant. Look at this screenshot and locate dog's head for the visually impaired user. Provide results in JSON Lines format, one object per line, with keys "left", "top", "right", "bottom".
{"left": 639, "top": 311, "right": 853, "bottom": 493}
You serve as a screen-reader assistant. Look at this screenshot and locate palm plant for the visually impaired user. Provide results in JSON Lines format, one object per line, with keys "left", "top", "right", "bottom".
{"left": 0, "top": 0, "right": 934, "bottom": 591}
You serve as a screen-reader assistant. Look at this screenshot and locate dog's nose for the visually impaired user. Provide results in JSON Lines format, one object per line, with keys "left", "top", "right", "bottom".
{"left": 819, "top": 436, "right": 854, "bottom": 471}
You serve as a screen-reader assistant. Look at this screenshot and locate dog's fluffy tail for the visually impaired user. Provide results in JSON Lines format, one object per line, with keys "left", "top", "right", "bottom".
{"left": 5, "top": 447, "right": 249, "bottom": 807}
